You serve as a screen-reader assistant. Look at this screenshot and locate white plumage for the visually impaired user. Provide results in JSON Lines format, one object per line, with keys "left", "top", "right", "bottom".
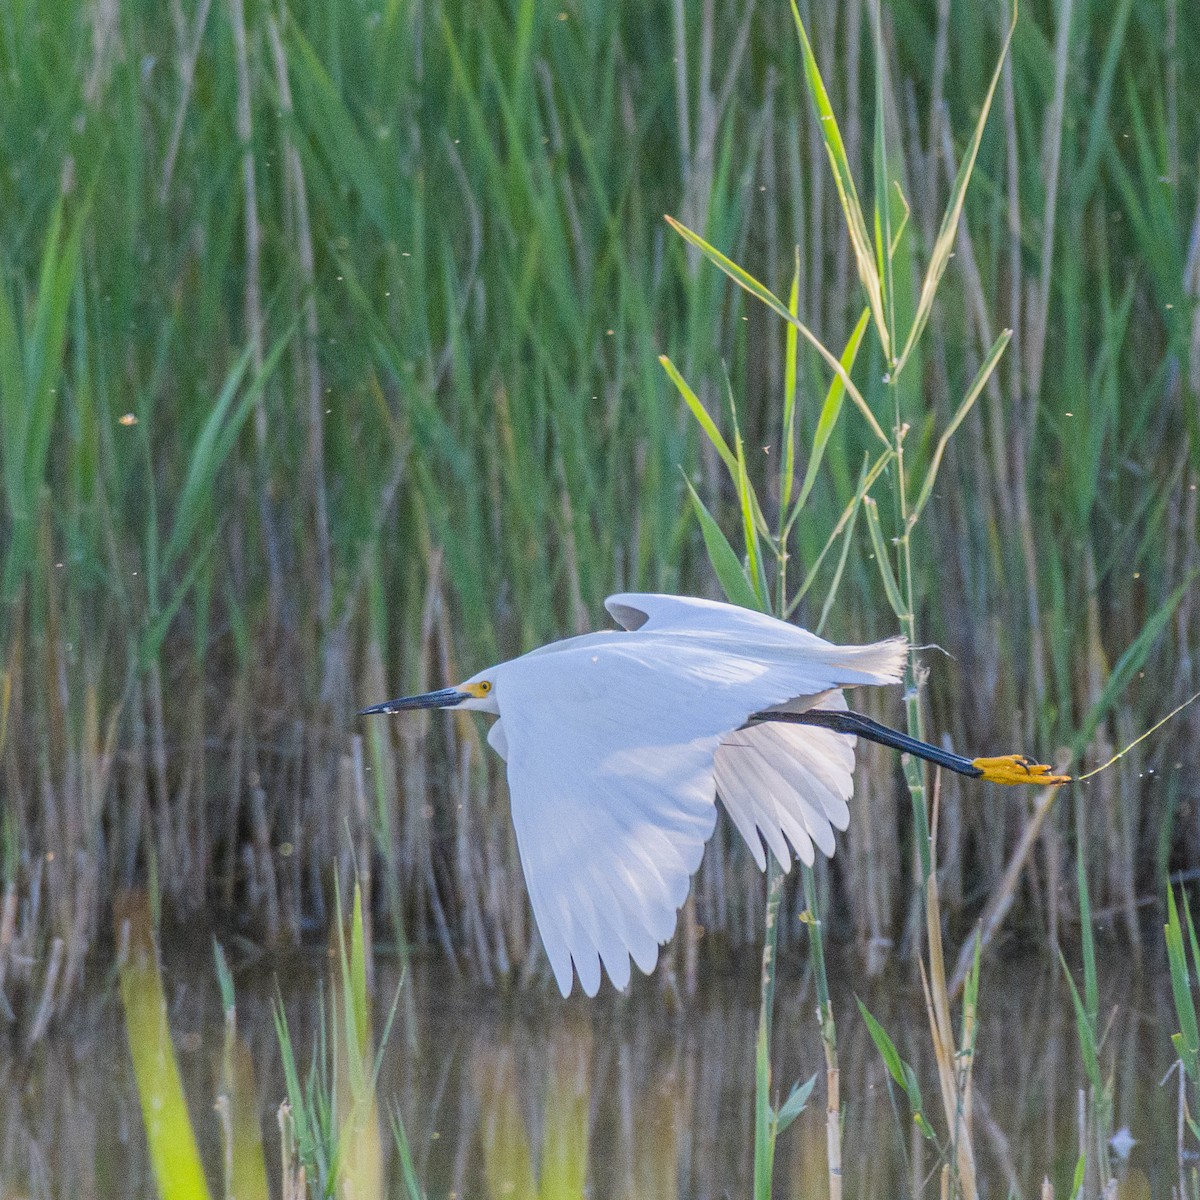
{"left": 476, "top": 594, "right": 905, "bottom": 996}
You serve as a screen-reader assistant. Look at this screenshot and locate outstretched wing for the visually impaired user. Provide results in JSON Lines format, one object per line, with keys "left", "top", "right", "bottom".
{"left": 497, "top": 641, "right": 726, "bottom": 997}
{"left": 494, "top": 630, "right": 903, "bottom": 996}
{"left": 714, "top": 690, "right": 856, "bottom": 870}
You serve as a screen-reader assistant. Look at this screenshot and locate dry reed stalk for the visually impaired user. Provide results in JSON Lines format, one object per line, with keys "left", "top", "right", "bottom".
{"left": 456, "top": 738, "right": 494, "bottom": 987}
{"left": 682, "top": 891, "right": 699, "bottom": 997}
{"left": 848, "top": 711, "right": 898, "bottom": 976}
{"left": 278, "top": 1103, "right": 303, "bottom": 1200}
{"left": 480, "top": 803, "right": 512, "bottom": 980}
{"left": 556, "top": 475, "right": 589, "bottom": 636}
{"left": 825, "top": 1043, "right": 842, "bottom": 1200}
{"left": 267, "top": 16, "right": 332, "bottom": 635}
{"left": 26, "top": 935, "right": 64, "bottom": 1047}
{"left": 351, "top": 734, "right": 375, "bottom": 991}
{"left": 1018, "top": 0, "right": 1074, "bottom": 723}
{"left": 759, "top": 76, "right": 782, "bottom": 410}
{"left": 364, "top": 633, "right": 407, "bottom": 958}
{"left": 948, "top": 763, "right": 1069, "bottom": 998}
{"left": 0, "top": 883, "right": 16, "bottom": 1019}
{"left": 215, "top": 1091, "right": 235, "bottom": 1196}
{"left": 918, "top": 953, "right": 976, "bottom": 1200}
{"left": 921, "top": 847, "right": 978, "bottom": 1200}
{"left": 249, "top": 779, "right": 279, "bottom": 944}
{"left": 936, "top": 117, "right": 1010, "bottom": 537}
{"left": 228, "top": 0, "right": 263, "bottom": 387}
{"left": 228, "top": 0, "right": 282, "bottom": 623}
{"left": 159, "top": 0, "right": 214, "bottom": 203}
{"left": 83, "top": 0, "right": 120, "bottom": 106}
{"left": 222, "top": 680, "right": 248, "bottom": 907}
{"left": 1113, "top": 707, "right": 1143, "bottom": 954}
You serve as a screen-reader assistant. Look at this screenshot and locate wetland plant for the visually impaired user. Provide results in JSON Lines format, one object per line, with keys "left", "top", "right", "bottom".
{"left": 118, "top": 882, "right": 418, "bottom": 1200}
{"left": 660, "top": 2, "right": 1062, "bottom": 1195}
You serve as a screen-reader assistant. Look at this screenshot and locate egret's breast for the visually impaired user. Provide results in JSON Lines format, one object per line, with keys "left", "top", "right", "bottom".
{"left": 487, "top": 718, "right": 509, "bottom": 761}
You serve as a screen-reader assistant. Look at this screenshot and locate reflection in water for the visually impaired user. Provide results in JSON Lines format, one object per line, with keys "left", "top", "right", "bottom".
{"left": 0, "top": 953, "right": 1183, "bottom": 1199}
{"left": 477, "top": 1024, "right": 590, "bottom": 1200}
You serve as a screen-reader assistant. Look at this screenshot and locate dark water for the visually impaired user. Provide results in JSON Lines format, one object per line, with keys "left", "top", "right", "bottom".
{"left": 0, "top": 948, "right": 1181, "bottom": 1199}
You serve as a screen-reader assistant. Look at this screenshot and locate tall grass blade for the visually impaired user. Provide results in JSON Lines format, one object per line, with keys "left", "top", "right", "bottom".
{"left": 664, "top": 215, "right": 889, "bottom": 446}
{"left": 118, "top": 895, "right": 213, "bottom": 1200}
{"left": 780, "top": 254, "right": 802, "bottom": 516}
{"left": 864, "top": 496, "right": 905, "bottom": 618}
{"left": 1167, "top": 887, "right": 1200, "bottom": 1081}
{"left": 788, "top": 0, "right": 889, "bottom": 361}
{"left": 909, "top": 329, "right": 1012, "bottom": 526}
{"left": 683, "top": 478, "right": 760, "bottom": 613}
{"left": 159, "top": 329, "right": 292, "bottom": 579}
{"left": 793, "top": 307, "right": 871, "bottom": 515}
{"left": 1074, "top": 572, "right": 1198, "bottom": 752}
{"left": 660, "top": 354, "right": 737, "bottom": 477}
{"left": 732, "top": 424, "right": 769, "bottom": 607}
{"left": 894, "top": 4, "right": 1017, "bottom": 378}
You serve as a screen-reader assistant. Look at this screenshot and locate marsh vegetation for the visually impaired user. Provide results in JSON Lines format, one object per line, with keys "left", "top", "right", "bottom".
{"left": 1, "top": 0, "right": 1199, "bottom": 1195}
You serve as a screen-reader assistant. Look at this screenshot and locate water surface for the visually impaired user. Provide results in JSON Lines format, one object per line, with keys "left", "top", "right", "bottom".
{"left": 0, "top": 949, "right": 1178, "bottom": 1198}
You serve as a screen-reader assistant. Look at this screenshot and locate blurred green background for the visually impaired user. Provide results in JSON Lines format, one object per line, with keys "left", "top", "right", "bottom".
{"left": 1, "top": 0, "right": 1197, "bottom": 1022}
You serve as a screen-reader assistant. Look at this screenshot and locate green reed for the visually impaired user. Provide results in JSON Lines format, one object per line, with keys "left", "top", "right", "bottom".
{"left": 0, "top": 0, "right": 1196, "bottom": 1036}
{"left": 118, "top": 882, "right": 417, "bottom": 1200}
{"left": 662, "top": 1, "right": 1082, "bottom": 1194}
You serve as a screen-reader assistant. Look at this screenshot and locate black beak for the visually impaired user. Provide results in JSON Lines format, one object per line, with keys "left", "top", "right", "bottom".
{"left": 359, "top": 687, "right": 469, "bottom": 716}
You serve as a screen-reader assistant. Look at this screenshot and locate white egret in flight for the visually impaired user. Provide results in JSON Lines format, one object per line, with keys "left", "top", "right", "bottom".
{"left": 362, "top": 593, "right": 1066, "bottom": 996}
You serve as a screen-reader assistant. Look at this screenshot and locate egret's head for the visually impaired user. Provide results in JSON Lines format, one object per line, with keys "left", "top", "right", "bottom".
{"left": 359, "top": 672, "right": 498, "bottom": 717}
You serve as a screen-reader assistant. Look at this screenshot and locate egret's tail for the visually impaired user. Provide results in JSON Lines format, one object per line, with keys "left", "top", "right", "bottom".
{"left": 825, "top": 635, "right": 908, "bottom": 687}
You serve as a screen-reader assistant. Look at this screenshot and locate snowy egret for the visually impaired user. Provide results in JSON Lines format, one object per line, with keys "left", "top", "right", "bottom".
{"left": 362, "top": 593, "right": 1066, "bottom": 996}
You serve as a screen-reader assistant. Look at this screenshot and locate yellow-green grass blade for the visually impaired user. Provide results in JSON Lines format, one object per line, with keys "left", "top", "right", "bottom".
{"left": 118, "top": 895, "right": 212, "bottom": 1200}
{"left": 664, "top": 215, "right": 889, "bottom": 447}
{"left": 537, "top": 1042, "right": 589, "bottom": 1200}
{"left": 780, "top": 251, "right": 801, "bottom": 515}
{"left": 909, "top": 328, "right": 1011, "bottom": 527}
{"left": 786, "top": 447, "right": 893, "bottom": 618}
{"left": 793, "top": 307, "right": 871, "bottom": 516}
{"left": 864, "top": 495, "right": 906, "bottom": 620}
{"left": 894, "top": 3, "right": 1017, "bottom": 378}
{"left": 789, "top": 0, "right": 889, "bottom": 362}
{"left": 219, "top": 1038, "right": 271, "bottom": 1200}
{"left": 683, "top": 476, "right": 760, "bottom": 613}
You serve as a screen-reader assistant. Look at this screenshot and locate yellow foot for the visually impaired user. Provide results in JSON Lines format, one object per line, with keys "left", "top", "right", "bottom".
{"left": 971, "top": 754, "right": 1071, "bottom": 786}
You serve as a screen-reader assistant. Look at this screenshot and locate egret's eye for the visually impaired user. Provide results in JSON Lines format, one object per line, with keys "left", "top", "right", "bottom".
{"left": 479, "top": 681, "right": 492, "bottom": 694}
{"left": 464, "top": 679, "right": 492, "bottom": 698}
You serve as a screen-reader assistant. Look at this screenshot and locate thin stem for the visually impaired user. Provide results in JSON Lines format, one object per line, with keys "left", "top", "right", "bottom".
{"left": 802, "top": 864, "right": 841, "bottom": 1200}
{"left": 753, "top": 853, "right": 785, "bottom": 1200}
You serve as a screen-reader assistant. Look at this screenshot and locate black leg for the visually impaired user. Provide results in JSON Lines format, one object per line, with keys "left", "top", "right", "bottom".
{"left": 747, "top": 708, "right": 984, "bottom": 778}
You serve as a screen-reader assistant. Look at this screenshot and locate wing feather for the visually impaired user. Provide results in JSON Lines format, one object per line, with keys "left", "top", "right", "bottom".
{"left": 491, "top": 610, "right": 905, "bottom": 995}
{"left": 714, "top": 692, "right": 858, "bottom": 867}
